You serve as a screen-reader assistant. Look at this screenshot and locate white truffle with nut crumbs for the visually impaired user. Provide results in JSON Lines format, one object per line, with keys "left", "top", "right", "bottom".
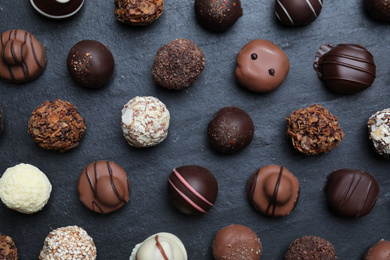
{"left": 121, "top": 96, "right": 170, "bottom": 147}
{"left": 368, "top": 108, "right": 390, "bottom": 159}
{"left": 39, "top": 226, "right": 96, "bottom": 260}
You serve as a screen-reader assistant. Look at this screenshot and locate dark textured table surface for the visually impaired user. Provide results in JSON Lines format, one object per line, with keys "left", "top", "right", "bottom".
{"left": 1, "top": 0, "right": 390, "bottom": 259}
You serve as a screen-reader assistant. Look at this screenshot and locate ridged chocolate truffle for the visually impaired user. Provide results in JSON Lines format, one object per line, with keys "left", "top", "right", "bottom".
{"left": 30, "top": 0, "right": 84, "bottom": 19}
{"left": 368, "top": 108, "right": 390, "bottom": 159}
{"left": 314, "top": 43, "right": 376, "bottom": 94}
{"left": 246, "top": 165, "right": 300, "bottom": 217}
{"left": 275, "top": 0, "right": 323, "bottom": 26}
{"left": 0, "top": 234, "right": 17, "bottom": 260}
{"left": 208, "top": 106, "right": 254, "bottom": 154}
{"left": 365, "top": 239, "right": 390, "bottom": 260}
{"left": 114, "top": 0, "right": 164, "bottom": 26}
{"left": 365, "top": 0, "right": 390, "bottom": 22}
{"left": 0, "top": 29, "right": 46, "bottom": 83}
{"left": 324, "top": 169, "right": 379, "bottom": 217}
{"left": 285, "top": 236, "right": 337, "bottom": 260}
{"left": 213, "top": 224, "right": 262, "bottom": 260}
{"left": 168, "top": 165, "right": 218, "bottom": 215}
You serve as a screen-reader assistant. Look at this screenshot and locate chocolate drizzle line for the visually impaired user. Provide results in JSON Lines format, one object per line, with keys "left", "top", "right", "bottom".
{"left": 155, "top": 235, "right": 169, "bottom": 260}
{"left": 265, "top": 166, "right": 284, "bottom": 216}
{"left": 106, "top": 160, "right": 124, "bottom": 202}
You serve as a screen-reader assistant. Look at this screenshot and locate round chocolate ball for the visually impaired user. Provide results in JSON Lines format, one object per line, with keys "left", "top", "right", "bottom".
{"left": 114, "top": 0, "right": 164, "bottom": 26}
{"left": 365, "top": 0, "right": 390, "bottom": 22}
{"left": 0, "top": 234, "right": 18, "bottom": 259}
{"left": 208, "top": 106, "right": 254, "bottom": 154}
{"left": 365, "top": 239, "right": 390, "bottom": 260}
{"left": 285, "top": 236, "right": 337, "bottom": 260}
{"left": 67, "top": 40, "right": 115, "bottom": 88}
{"left": 167, "top": 165, "right": 218, "bottom": 215}
{"left": 275, "top": 0, "right": 323, "bottom": 26}
{"left": 30, "top": 0, "right": 84, "bottom": 19}
{"left": 194, "top": 0, "right": 243, "bottom": 32}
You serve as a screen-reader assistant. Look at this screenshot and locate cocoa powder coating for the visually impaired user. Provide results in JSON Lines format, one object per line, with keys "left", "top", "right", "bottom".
{"left": 285, "top": 236, "right": 337, "bottom": 260}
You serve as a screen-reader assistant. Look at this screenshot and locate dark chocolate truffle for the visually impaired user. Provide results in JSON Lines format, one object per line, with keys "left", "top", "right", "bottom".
{"left": 0, "top": 29, "right": 46, "bottom": 83}
{"left": 0, "top": 234, "right": 18, "bottom": 260}
{"left": 286, "top": 104, "right": 344, "bottom": 156}
{"left": 67, "top": 40, "right": 115, "bottom": 89}
{"left": 194, "top": 0, "right": 243, "bottom": 32}
{"left": 275, "top": 0, "right": 323, "bottom": 26}
{"left": 324, "top": 169, "right": 379, "bottom": 217}
{"left": 236, "top": 39, "right": 290, "bottom": 93}
{"left": 28, "top": 99, "right": 86, "bottom": 153}
{"left": 213, "top": 224, "right": 262, "bottom": 260}
{"left": 365, "top": 0, "right": 390, "bottom": 22}
{"left": 114, "top": 0, "right": 164, "bottom": 26}
{"left": 208, "top": 106, "right": 254, "bottom": 154}
{"left": 168, "top": 165, "right": 218, "bottom": 215}
{"left": 152, "top": 39, "right": 205, "bottom": 90}
{"left": 365, "top": 239, "right": 390, "bottom": 260}
{"left": 368, "top": 108, "right": 390, "bottom": 159}
{"left": 246, "top": 165, "right": 300, "bottom": 217}
{"left": 78, "top": 160, "right": 130, "bottom": 214}
{"left": 314, "top": 43, "right": 376, "bottom": 94}
{"left": 30, "top": 0, "right": 84, "bottom": 19}
{"left": 285, "top": 236, "right": 337, "bottom": 260}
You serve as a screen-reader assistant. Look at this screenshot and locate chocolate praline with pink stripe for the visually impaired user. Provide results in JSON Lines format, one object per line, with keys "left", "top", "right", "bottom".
{"left": 167, "top": 165, "right": 218, "bottom": 215}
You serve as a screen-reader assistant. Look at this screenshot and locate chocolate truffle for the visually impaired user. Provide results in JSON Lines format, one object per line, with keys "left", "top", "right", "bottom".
{"left": 78, "top": 160, "right": 130, "bottom": 214}
{"left": 236, "top": 39, "right": 290, "bottom": 93}
{"left": 286, "top": 104, "right": 344, "bottom": 156}
{"left": 152, "top": 39, "right": 205, "bottom": 90}
{"left": 0, "top": 234, "right": 17, "bottom": 260}
{"left": 275, "top": 0, "right": 323, "bottom": 26}
{"left": 365, "top": 239, "right": 390, "bottom": 260}
{"left": 194, "top": 0, "right": 243, "bottom": 32}
{"left": 39, "top": 226, "right": 96, "bottom": 259}
{"left": 368, "top": 108, "right": 390, "bottom": 159}
{"left": 0, "top": 29, "right": 46, "bottom": 83}
{"left": 314, "top": 43, "right": 376, "bottom": 94}
{"left": 114, "top": 0, "right": 164, "bottom": 26}
{"left": 213, "top": 224, "right": 262, "bottom": 260}
{"left": 130, "top": 232, "right": 187, "bottom": 260}
{"left": 30, "top": 0, "right": 84, "bottom": 19}
{"left": 208, "top": 106, "right": 254, "bottom": 154}
{"left": 168, "top": 165, "right": 218, "bottom": 215}
{"left": 121, "top": 96, "right": 170, "bottom": 147}
{"left": 285, "top": 236, "right": 336, "bottom": 260}
{"left": 0, "top": 109, "right": 3, "bottom": 133}
{"left": 28, "top": 99, "right": 86, "bottom": 152}
{"left": 67, "top": 40, "right": 115, "bottom": 88}
{"left": 365, "top": 0, "right": 390, "bottom": 22}
{"left": 324, "top": 169, "right": 379, "bottom": 217}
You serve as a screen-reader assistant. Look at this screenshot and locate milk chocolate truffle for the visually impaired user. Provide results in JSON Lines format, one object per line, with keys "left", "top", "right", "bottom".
{"left": 28, "top": 99, "right": 86, "bottom": 152}
{"left": 0, "top": 30, "right": 46, "bottom": 83}
{"left": 246, "top": 165, "right": 299, "bottom": 217}
{"left": 194, "top": 0, "right": 243, "bottom": 32}
{"left": 121, "top": 96, "right": 170, "bottom": 147}
{"left": 67, "top": 40, "right": 115, "bottom": 88}
{"left": 152, "top": 39, "right": 205, "bottom": 90}
{"left": 314, "top": 43, "right": 376, "bottom": 94}
{"left": 275, "top": 0, "right": 323, "bottom": 26}
{"left": 236, "top": 39, "right": 289, "bottom": 93}
{"left": 213, "top": 224, "right": 262, "bottom": 260}
{"left": 285, "top": 236, "right": 337, "bottom": 260}
{"left": 324, "top": 169, "right": 379, "bottom": 217}
{"left": 368, "top": 108, "right": 390, "bottom": 159}
{"left": 365, "top": 0, "right": 390, "bottom": 22}
{"left": 78, "top": 160, "right": 130, "bottom": 214}
{"left": 286, "top": 104, "right": 344, "bottom": 156}
{"left": 365, "top": 239, "right": 390, "bottom": 260}
{"left": 168, "top": 165, "right": 218, "bottom": 215}
{"left": 0, "top": 234, "right": 18, "bottom": 260}
{"left": 114, "top": 0, "right": 164, "bottom": 26}
{"left": 30, "top": 0, "right": 84, "bottom": 19}
{"left": 208, "top": 106, "right": 254, "bottom": 154}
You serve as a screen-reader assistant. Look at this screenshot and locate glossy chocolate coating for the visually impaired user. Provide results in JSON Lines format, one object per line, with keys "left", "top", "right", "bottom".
{"left": 236, "top": 39, "right": 289, "bottom": 93}
{"left": 365, "top": 0, "right": 390, "bottom": 22}
{"left": 78, "top": 160, "right": 130, "bottom": 214}
{"left": 208, "top": 106, "right": 254, "bottom": 154}
{"left": 213, "top": 224, "right": 262, "bottom": 260}
{"left": 168, "top": 165, "right": 218, "bottom": 215}
{"left": 0, "top": 30, "right": 46, "bottom": 83}
{"left": 365, "top": 240, "right": 390, "bottom": 260}
{"left": 30, "top": 0, "right": 84, "bottom": 19}
{"left": 194, "top": 0, "right": 243, "bottom": 32}
{"left": 285, "top": 236, "right": 337, "bottom": 260}
{"left": 324, "top": 169, "right": 379, "bottom": 217}
{"left": 246, "top": 165, "right": 300, "bottom": 217}
{"left": 314, "top": 43, "right": 376, "bottom": 94}
{"left": 67, "top": 40, "right": 115, "bottom": 88}
{"left": 275, "top": 0, "right": 323, "bottom": 26}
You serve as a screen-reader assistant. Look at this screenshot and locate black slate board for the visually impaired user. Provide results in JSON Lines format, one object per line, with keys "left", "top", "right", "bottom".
{"left": 1, "top": 0, "right": 390, "bottom": 259}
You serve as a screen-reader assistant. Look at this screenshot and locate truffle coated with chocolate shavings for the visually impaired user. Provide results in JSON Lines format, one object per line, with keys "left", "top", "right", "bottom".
{"left": 368, "top": 108, "right": 390, "bottom": 159}
{"left": 0, "top": 234, "right": 18, "bottom": 260}
{"left": 114, "top": 0, "right": 164, "bottom": 26}
{"left": 284, "top": 236, "right": 337, "bottom": 260}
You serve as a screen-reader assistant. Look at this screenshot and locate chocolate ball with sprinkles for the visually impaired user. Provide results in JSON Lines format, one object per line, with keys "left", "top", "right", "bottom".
{"left": 168, "top": 165, "right": 218, "bottom": 215}
{"left": 365, "top": 0, "right": 390, "bottom": 22}
{"left": 275, "top": 0, "right": 323, "bottom": 26}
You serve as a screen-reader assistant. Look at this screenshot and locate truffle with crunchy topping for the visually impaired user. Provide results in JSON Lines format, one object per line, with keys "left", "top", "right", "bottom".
{"left": 114, "top": 0, "right": 164, "bottom": 26}
{"left": 39, "top": 226, "right": 96, "bottom": 260}
{"left": 284, "top": 236, "right": 337, "bottom": 260}
{"left": 0, "top": 234, "right": 18, "bottom": 259}
{"left": 368, "top": 108, "right": 390, "bottom": 159}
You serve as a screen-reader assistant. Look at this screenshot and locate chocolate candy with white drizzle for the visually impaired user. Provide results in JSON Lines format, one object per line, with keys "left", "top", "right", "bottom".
{"left": 275, "top": 0, "right": 323, "bottom": 26}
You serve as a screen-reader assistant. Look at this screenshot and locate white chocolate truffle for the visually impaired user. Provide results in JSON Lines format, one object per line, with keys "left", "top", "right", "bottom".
{"left": 368, "top": 108, "right": 390, "bottom": 159}
{"left": 0, "top": 163, "right": 52, "bottom": 214}
{"left": 130, "top": 232, "right": 187, "bottom": 260}
{"left": 121, "top": 96, "right": 170, "bottom": 148}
